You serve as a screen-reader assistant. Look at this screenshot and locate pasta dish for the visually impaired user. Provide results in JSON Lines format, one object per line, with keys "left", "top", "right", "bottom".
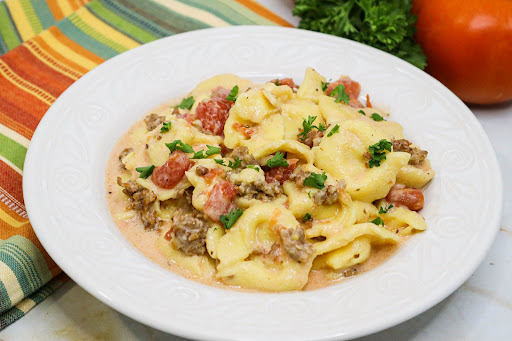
{"left": 105, "top": 68, "right": 435, "bottom": 291}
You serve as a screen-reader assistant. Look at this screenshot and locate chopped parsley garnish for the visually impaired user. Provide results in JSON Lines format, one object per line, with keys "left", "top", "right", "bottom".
{"left": 191, "top": 145, "right": 221, "bottom": 159}
{"left": 220, "top": 207, "right": 244, "bottom": 229}
{"left": 165, "top": 140, "right": 194, "bottom": 154}
{"left": 214, "top": 158, "right": 225, "bottom": 166}
{"left": 371, "top": 113, "right": 385, "bottom": 121}
{"left": 371, "top": 217, "right": 385, "bottom": 226}
{"left": 267, "top": 151, "right": 289, "bottom": 168}
{"left": 321, "top": 82, "right": 330, "bottom": 91}
{"left": 274, "top": 79, "right": 280, "bottom": 86}
{"left": 246, "top": 165, "right": 260, "bottom": 172}
{"left": 327, "top": 124, "right": 340, "bottom": 137}
{"left": 358, "top": 110, "right": 366, "bottom": 116}
{"left": 379, "top": 205, "right": 394, "bottom": 214}
{"left": 135, "top": 165, "right": 155, "bottom": 179}
{"left": 302, "top": 213, "right": 312, "bottom": 222}
{"left": 228, "top": 157, "right": 242, "bottom": 169}
{"left": 175, "top": 96, "right": 195, "bottom": 110}
{"left": 303, "top": 171, "right": 327, "bottom": 189}
{"left": 329, "top": 84, "right": 350, "bottom": 104}
{"left": 368, "top": 139, "right": 392, "bottom": 168}
{"left": 160, "top": 121, "right": 171, "bottom": 133}
{"left": 226, "top": 85, "right": 239, "bottom": 102}
{"left": 298, "top": 116, "right": 326, "bottom": 141}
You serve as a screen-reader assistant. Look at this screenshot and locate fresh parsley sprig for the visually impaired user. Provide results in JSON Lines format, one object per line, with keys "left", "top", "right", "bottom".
{"left": 174, "top": 96, "right": 195, "bottom": 110}
{"left": 371, "top": 217, "right": 385, "bottom": 226}
{"left": 303, "top": 171, "right": 327, "bottom": 189}
{"left": 358, "top": 110, "right": 366, "bottom": 116}
{"left": 302, "top": 213, "right": 312, "bottom": 222}
{"left": 246, "top": 165, "right": 260, "bottom": 172}
{"left": 327, "top": 124, "right": 340, "bottom": 137}
{"left": 368, "top": 139, "right": 392, "bottom": 168}
{"left": 371, "top": 113, "right": 385, "bottom": 121}
{"left": 379, "top": 205, "right": 394, "bottom": 214}
{"left": 136, "top": 165, "right": 155, "bottom": 179}
{"left": 216, "top": 158, "right": 242, "bottom": 169}
{"left": 321, "top": 82, "right": 330, "bottom": 91}
{"left": 220, "top": 207, "right": 244, "bottom": 229}
{"left": 160, "top": 121, "right": 171, "bottom": 133}
{"left": 329, "top": 84, "right": 350, "bottom": 104}
{"left": 298, "top": 116, "right": 326, "bottom": 141}
{"left": 267, "top": 151, "right": 289, "bottom": 168}
{"left": 165, "top": 140, "right": 194, "bottom": 154}
{"left": 226, "top": 85, "right": 239, "bottom": 102}
{"left": 191, "top": 145, "right": 221, "bottom": 159}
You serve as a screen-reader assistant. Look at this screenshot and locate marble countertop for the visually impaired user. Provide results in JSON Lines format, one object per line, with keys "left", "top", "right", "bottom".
{"left": 2, "top": 1, "right": 511, "bottom": 340}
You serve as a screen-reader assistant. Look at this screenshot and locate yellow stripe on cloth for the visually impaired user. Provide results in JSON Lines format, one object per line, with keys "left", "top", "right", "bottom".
{"left": 39, "top": 29, "right": 99, "bottom": 71}
{"left": 0, "top": 207, "right": 28, "bottom": 228}
{"left": 0, "top": 60, "right": 56, "bottom": 106}
{"left": 0, "top": 123, "right": 30, "bottom": 149}
{"left": 154, "top": 0, "right": 231, "bottom": 27}
{"left": 5, "top": 0, "right": 36, "bottom": 41}
{"left": 14, "top": 297, "right": 35, "bottom": 313}
{"left": 75, "top": 7, "right": 139, "bottom": 51}
{"left": 0, "top": 261, "right": 24, "bottom": 306}
{"left": 24, "top": 40, "right": 81, "bottom": 81}
{"left": 56, "top": 0, "right": 75, "bottom": 18}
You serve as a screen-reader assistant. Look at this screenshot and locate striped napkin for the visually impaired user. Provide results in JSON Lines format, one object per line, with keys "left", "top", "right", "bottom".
{"left": 0, "top": 0, "right": 290, "bottom": 330}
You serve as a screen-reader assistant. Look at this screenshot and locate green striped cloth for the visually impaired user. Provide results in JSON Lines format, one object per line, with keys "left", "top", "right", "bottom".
{"left": 0, "top": 0, "right": 290, "bottom": 330}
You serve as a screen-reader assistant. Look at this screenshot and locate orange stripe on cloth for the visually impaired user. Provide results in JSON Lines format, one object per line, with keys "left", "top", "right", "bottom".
{"left": 25, "top": 40, "right": 83, "bottom": 81}
{"left": 32, "top": 34, "right": 89, "bottom": 76}
{"left": 0, "top": 162, "right": 25, "bottom": 211}
{"left": 2, "top": 45, "right": 75, "bottom": 98}
{"left": 47, "top": 26, "right": 104, "bottom": 68}
{"left": 233, "top": 0, "right": 293, "bottom": 27}
{"left": 46, "top": 0, "right": 65, "bottom": 21}
{"left": 0, "top": 78, "right": 48, "bottom": 137}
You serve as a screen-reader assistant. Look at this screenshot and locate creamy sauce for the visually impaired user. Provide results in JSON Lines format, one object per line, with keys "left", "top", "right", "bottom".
{"left": 105, "top": 111, "right": 405, "bottom": 292}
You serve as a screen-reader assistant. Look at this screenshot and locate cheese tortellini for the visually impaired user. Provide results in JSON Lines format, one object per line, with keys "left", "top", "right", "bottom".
{"left": 107, "top": 68, "right": 435, "bottom": 292}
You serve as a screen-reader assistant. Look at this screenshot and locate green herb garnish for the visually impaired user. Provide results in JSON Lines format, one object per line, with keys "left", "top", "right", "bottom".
{"left": 318, "top": 122, "right": 327, "bottom": 132}
{"left": 298, "top": 116, "right": 324, "bottom": 141}
{"left": 267, "top": 151, "right": 289, "bottom": 168}
{"left": 329, "top": 84, "right": 350, "bottom": 104}
{"left": 160, "top": 121, "right": 172, "bottom": 133}
{"left": 327, "top": 124, "right": 340, "bottom": 137}
{"left": 303, "top": 171, "right": 327, "bottom": 189}
{"left": 321, "top": 82, "right": 330, "bottom": 91}
{"left": 214, "top": 159, "right": 225, "bottom": 166}
{"left": 246, "top": 165, "right": 260, "bottom": 172}
{"left": 191, "top": 145, "right": 221, "bottom": 159}
{"left": 136, "top": 165, "right": 155, "bottom": 179}
{"left": 175, "top": 96, "right": 195, "bottom": 110}
{"left": 371, "top": 217, "right": 385, "bottom": 226}
{"left": 379, "top": 205, "right": 393, "bottom": 214}
{"left": 226, "top": 85, "right": 239, "bottom": 102}
{"left": 165, "top": 140, "right": 194, "bottom": 154}
{"left": 368, "top": 139, "right": 392, "bottom": 168}
{"left": 220, "top": 207, "right": 244, "bottom": 229}
{"left": 358, "top": 110, "right": 366, "bottom": 116}
{"left": 303, "top": 213, "right": 312, "bottom": 222}
{"left": 228, "top": 157, "right": 242, "bottom": 169}
{"left": 371, "top": 113, "right": 385, "bottom": 121}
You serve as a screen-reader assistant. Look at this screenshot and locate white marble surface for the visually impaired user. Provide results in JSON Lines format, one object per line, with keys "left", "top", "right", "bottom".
{"left": 2, "top": 1, "right": 511, "bottom": 340}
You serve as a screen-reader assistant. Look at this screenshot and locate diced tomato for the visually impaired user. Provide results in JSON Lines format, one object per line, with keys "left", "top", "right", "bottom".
{"left": 203, "top": 168, "right": 223, "bottom": 182}
{"left": 270, "top": 78, "right": 296, "bottom": 88}
{"left": 386, "top": 186, "right": 424, "bottom": 211}
{"left": 196, "top": 96, "right": 233, "bottom": 136}
{"left": 203, "top": 180, "right": 237, "bottom": 221}
{"left": 152, "top": 150, "right": 192, "bottom": 189}
{"left": 232, "top": 122, "right": 255, "bottom": 138}
{"left": 366, "top": 94, "right": 373, "bottom": 108}
{"left": 326, "top": 77, "right": 361, "bottom": 99}
{"left": 265, "top": 159, "right": 298, "bottom": 184}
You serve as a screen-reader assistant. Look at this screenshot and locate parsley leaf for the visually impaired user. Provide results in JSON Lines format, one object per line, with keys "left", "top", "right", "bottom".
{"left": 136, "top": 165, "right": 155, "bottom": 179}
{"left": 371, "top": 113, "right": 385, "bottom": 121}
{"left": 160, "top": 121, "right": 171, "bottom": 133}
{"left": 321, "top": 82, "right": 330, "bottom": 91}
{"left": 302, "top": 213, "right": 312, "bottom": 222}
{"left": 329, "top": 84, "right": 350, "bottom": 104}
{"left": 358, "top": 110, "right": 366, "bottom": 116}
{"left": 220, "top": 207, "right": 244, "bottom": 229}
{"left": 226, "top": 85, "right": 239, "bottom": 102}
{"left": 303, "top": 171, "right": 327, "bottom": 189}
{"left": 327, "top": 124, "right": 340, "bottom": 137}
{"left": 175, "top": 96, "right": 195, "bottom": 110}
{"left": 214, "top": 159, "right": 225, "bottom": 166}
{"left": 274, "top": 79, "right": 280, "bottom": 86}
{"left": 191, "top": 145, "right": 221, "bottom": 159}
{"left": 298, "top": 116, "right": 318, "bottom": 141}
{"left": 228, "top": 157, "right": 242, "bottom": 169}
{"left": 165, "top": 140, "right": 194, "bottom": 154}
{"left": 368, "top": 139, "right": 392, "bottom": 168}
{"left": 292, "top": 0, "right": 427, "bottom": 69}
{"left": 379, "top": 205, "right": 394, "bottom": 214}
{"left": 246, "top": 165, "right": 260, "bottom": 172}
{"left": 371, "top": 217, "right": 385, "bottom": 226}
{"left": 267, "top": 151, "right": 289, "bottom": 168}
{"left": 318, "top": 122, "right": 327, "bottom": 132}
